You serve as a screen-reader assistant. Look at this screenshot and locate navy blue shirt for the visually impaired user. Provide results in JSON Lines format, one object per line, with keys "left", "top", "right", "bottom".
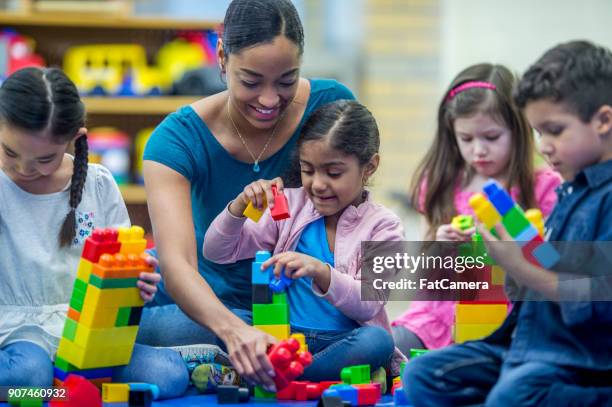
{"left": 490, "top": 160, "right": 612, "bottom": 370}
{"left": 143, "top": 79, "right": 355, "bottom": 310}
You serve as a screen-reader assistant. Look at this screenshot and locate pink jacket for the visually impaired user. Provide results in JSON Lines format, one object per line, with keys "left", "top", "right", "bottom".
{"left": 203, "top": 187, "right": 407, "bottom": 373}
{"left": 392, "top": 168, "right": 562, "bottom": 349}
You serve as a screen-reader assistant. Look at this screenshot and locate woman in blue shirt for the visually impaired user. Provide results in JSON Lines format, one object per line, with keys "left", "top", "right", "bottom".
{"left": 142, "top": 0, "right": 354, "bottom": 390}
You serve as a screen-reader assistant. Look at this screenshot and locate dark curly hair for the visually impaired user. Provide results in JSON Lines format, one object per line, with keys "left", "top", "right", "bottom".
{"left": 514, "top": 40, "right": 612, "bottom": 122}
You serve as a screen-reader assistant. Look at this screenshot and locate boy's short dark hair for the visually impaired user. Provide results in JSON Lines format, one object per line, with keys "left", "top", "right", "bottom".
{"left": 514, "top": 40, "right": 612, "bottom": 122}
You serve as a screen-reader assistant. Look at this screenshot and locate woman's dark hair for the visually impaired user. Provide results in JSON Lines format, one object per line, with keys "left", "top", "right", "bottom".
{"left": 221, "top": 0, "right": 304, "bottom": 57}
{"left": 0, "top": 67, "right": 87, "bottom": 247}
{"left": 284, "top": 99, "right": 379, "bottom": 186}
{"left": 410, "top": 63, "right": 536, "bottom": 239}
{"left": 514, "top": 40, "right": 612, "bottom": 122}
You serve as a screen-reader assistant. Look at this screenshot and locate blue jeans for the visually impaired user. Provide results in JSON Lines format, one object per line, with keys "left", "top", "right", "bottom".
{"left": 0, "top": 341, "right": 187, "bottom": 399}
{"left": 403, "top": 340, "right": 612, "bottom": 407}
{"left": 293, "top": 326, "right": 394, "bottom": 382}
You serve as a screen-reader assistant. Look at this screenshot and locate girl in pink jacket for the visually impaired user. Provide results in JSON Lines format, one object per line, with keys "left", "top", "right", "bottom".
{"left": 203, "top": 100, "right": 405, "bottom": 379}
{"left": 391, "top": 63, "right": 561, "bottom": 354}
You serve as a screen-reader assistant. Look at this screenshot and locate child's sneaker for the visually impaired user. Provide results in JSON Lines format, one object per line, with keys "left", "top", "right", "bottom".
{"left": 191, "top": 363, "right": 241, "bottom": 393}
{"left": 167, "top": 343, "right": 231, "bottom": 373}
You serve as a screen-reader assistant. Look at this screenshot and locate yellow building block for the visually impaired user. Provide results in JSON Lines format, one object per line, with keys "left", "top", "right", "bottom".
{"left": 57, "top": 337, "right": 135, "bottom": 369}
{"left": 455, "top": 323, "right": 501, "bottom": 343}
{"left": 456, "top": 304, "right": 507, "bottom": 324}
{"left": 118, "top": 226, "right": 147, "bottom": 255}
{"left": 102, "top": 383, "right": 129, "bottom": 402}
{"left": 525, "top": 209, "right": 544, "bottom": 237}
{"left": 290, "top": 333, "right": 308, "bottom": 353}
{"left": 469, "top": 193, "right": 501, "bottom": 230}
{"left": 243, "top": 201, "right": 266, "bottom": 223}
{"left": 77, "top": 258, "right": 93, "bottom": 282}
{"left": 80, "top": 286, "right": 142, "bottom": 328}
{"left": 492, "top": 265, "right": 505, "bottom": 285}
{"left": 74, "top": 324, "right": 138, "bottom": 349}
{"left": 256, "top": 324, "right": 290, "bottom": 340}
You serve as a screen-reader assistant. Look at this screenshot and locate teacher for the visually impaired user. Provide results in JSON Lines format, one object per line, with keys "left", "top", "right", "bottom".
{"left": 142, "top": 0, "right": 354, "bottom": 390}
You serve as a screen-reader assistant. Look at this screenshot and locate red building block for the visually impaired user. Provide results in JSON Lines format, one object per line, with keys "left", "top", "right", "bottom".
{"left": 49, "top": 374, "right": 101, "bottom": 407}
{"left": 267, "top": 338, "right": 312, "bottom": 390}
{"left": 270, "top": 185, "right": 290, "bottom": 221}
{"left": 354, "top": 383, "right": 381, "bottom": 405}
{"left": 81, "top": 228, "right": 121, "bottom": 263}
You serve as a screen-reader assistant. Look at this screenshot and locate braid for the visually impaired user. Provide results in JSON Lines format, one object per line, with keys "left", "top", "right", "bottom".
{"left": 59, "top": 134, "right": 88, "bottom": 247}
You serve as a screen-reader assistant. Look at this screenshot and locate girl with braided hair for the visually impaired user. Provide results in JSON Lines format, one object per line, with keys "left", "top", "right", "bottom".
{"left": 0, "top": 67, "right": 189, "bottom": 398}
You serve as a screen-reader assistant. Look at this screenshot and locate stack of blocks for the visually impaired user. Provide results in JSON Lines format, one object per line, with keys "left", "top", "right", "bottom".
{"left": 54, "top": 226, "right": 151, "bottom": 387}
{"left": 251, "top": 250, "right": 309, "bottom": 399}
{"left": 321, "top": 365, "right": 382, "bottom": 406}
{"left": 452, "top": 214, "right": 508, "bottom": 343}
{"left": 453, "top": 179, "right": 560, "bottom": 343}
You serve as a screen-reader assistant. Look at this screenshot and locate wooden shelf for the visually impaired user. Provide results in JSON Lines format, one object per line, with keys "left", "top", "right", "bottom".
{"left": 119, "top": 184, "right": 146, "bottom": 204}
{"left": 0, "top": 11, "right": 219, "bottom": 30}
{"left": 83, "top": 97, "right": 198, "bottom": 115}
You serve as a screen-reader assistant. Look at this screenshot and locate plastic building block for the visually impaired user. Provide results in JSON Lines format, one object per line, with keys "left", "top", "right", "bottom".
{"left": 273, "top": 292, "right": 288, "bottom": 304}
{"left": 409, "top": 348, "right": 429, "bottom": 359}
{"left": 451, "top": 215, "right": 473, "bottom": 231}
{"left": 118, "top": 226, "right": 147, "bottom": 255}
{"left": 455, "top": 323, "right": 500, "bottom": 343}
{"left": 217, "top": 385, "right": 250, "bottom": 404}
{"left": 456, "top": 303, "right": 507, "bottom": 324}
{"left": 290, "top": 332, "right": 308, "bottom": 353}
{"left": 253, "top": 303, "right": 289, "bottom": 325}
{"left": 341, "top": 364, "right": 370, "bottom": 385}
{"left": 102, "top": 383, "right": 129, "bottom": 403}
{"left": 252, "top": 251, "right": 272, "bottom": 284}
{"left": 468, "top": 193, "right": 501, "bottom": 231}
{"left": 254, "top": 386, "right": 276, "bottom": 399}
{"left": 323, "top": 385, "right": 358, "bottom": 406}
{"left": 128, "top": 389, "right": 152, "bottom": 407}
{"left": 49, "top": 374, "right": 101, "bottom": 407}
{"left": 252, "top": 284, "right": 271, "bottom": 304}
{"left": 243, "top": 201, "right": 266, "bottom": 223}
{"left": 256, "top": 324, "right": 290, "bottom": 340}
{"left": 317, "top": 396, "right": 348, "bottom": 407}
{"left": 354, "top": 383, "right": 381, "bottom": 405}
{"left": 491, "top": 265, "right": 505, "bottom": 285}
{"left": 393, "top": 386, "right": 410, "bottom": 405}
{"left": 267, "top": 338, "right": 313, "bottom": 390}
{"left": 269, "top": 269, "right": 294, "bottom": 293}
{"left": 525, "top": 208, "right": 544, "bottom": 237}
{"left": 81, "top": 228, "right": 121, "bottom": 263}
{"left": 270, "top": 185, "right": 290, "bottom": 220}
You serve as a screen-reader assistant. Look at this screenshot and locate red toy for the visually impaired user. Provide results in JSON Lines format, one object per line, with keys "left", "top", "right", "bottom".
{"left": 267, "top": 338, "right": 312, "bottom": 390}
{"left": 81, "top": 228, "right": 121, "bottom": 263}
{"left": 270, "top": 185, "right": 290, "bottom": 221}
{"left": 49, "top": 374, "right": 101, "bottom": 407}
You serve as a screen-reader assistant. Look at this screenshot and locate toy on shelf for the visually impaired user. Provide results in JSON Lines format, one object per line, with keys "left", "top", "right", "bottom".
{"left": 54, "top": 226, "right": 151, "bottom": 390}
{"left": 134, "top": 127, "right": 154, "bottom": 184}
{"left": 88, "top": 127, "right": 131, "bottom": 185}
{"left": 0, "top": 29, "right": 45, "bottom": 81}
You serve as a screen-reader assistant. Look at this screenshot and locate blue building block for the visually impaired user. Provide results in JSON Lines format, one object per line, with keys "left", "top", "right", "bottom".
{"left": 515, "top": 225, "right": 539, "bottom": 247}
{"left": 269, "top": 270, "right": 293, "bottom": 293}
{"left": 323, "top": 385, "right": 358, "bottom": 406}
{"left": 484, "top": 180, "right": 514, "bottom": 216}
{"left": 532, "top": 242, "right": 561, "bottom": 269}
{"left": 394, "top": 386, "right": 411, "bottom": 405}
{"left": 252, "top": 251, "right": 273, "bottom": 284}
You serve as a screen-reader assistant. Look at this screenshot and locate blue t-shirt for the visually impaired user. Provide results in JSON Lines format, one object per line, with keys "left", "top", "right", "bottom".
{"left": 143, "top": 79, "right": 355, "bottom": 310}
{"left": 289, "top": 218, "right": 358, "bottom": 331}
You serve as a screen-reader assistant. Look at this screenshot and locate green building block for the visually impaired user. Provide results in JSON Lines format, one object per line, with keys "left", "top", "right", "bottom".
{"left": 89, "top": 274, "right": 138, "bottom": 289}
{"left": 272, "top": 292, "right": 287, "bottom": 304}
{"left": 54, "top": 356, "right": 77, "bottom": 372}
{"left": 341, "top": 364, "right": 370, "bottom": 384}
{"left": 400, "top": 360, "right": 407, "bottom": 376}
{"left": 254, "top": 386, "right": 276, "bottom": 399}
{"left": 252, "top": 303, "right": 289, "bottom": 325}
{"left": 410, "top": 348, "right": 429, "bottom": 359}
{"left": 62, "top": 317, "right": 78, "bottom": 341}
{"left": 115, "top": 306, "right": 132, "bottom": 327}
{"left": 502, "top": 206, "right": 531, "bottom": 237}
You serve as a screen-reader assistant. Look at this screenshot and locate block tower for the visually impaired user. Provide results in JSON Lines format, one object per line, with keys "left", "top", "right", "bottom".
{"left": 453, "top": 179, "right": 560, "bottom": 343}
{"left": 251, "top": 250, "right": 309, "bottom": 399}
{"left": 54, "top": 226, "right": 151, "bottom": 387}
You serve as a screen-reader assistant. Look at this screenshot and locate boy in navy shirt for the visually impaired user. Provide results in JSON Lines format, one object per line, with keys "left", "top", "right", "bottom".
{"left": 403, "top": 40, "right": 612, "bottom": 407}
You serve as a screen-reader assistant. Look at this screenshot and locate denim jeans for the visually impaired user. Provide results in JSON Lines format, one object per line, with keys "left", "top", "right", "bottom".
{"left": 403, "top": 340, "right": 612, "bottom": 407}
{"left": 293, "top": 326, "right": 394, "bottom": 382}
{"left": 0, "top": 341, "right": 187, "bottom": 399}
{"left": 391, "top": 325, "right": 426, "bottom": 356}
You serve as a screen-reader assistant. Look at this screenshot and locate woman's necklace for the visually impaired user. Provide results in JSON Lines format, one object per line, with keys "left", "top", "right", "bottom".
{"left": 227, "top": 99, "right": 286, "bottom": 173}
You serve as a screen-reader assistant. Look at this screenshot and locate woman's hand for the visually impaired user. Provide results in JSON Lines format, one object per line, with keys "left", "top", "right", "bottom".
{"left": 436, "top": 223, "right": 475, "bottom": 241}
{"left": 228, "top": 177, "right": 285, "bottom": 217}
{"left": 262, "top": 251, "right": 331, "bottom": 293}
{"left": 221, "top": 323, "right": 278, "bottom": 392}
